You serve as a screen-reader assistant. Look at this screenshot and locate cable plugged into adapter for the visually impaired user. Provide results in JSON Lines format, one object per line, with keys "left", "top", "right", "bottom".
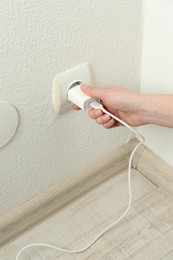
{"left": 67, "top": 83, "right": 97, "bottom": 110}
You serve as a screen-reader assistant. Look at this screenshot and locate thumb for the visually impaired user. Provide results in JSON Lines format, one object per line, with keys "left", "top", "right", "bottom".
{"left": 80, "top": 85, "right": 104, "bottom": 99}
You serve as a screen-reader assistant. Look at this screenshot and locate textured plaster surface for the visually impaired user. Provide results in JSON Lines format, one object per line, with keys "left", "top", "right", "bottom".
{"left": 140, "top": 0, "right": 173, "bottom": 166}
{"left": 0, "top": 0, "right": 142, "bottom": 214}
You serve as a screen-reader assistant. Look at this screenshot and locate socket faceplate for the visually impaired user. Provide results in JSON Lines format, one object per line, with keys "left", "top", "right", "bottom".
{"left": 53, "top": 63, "right": 92, "bottom": 114}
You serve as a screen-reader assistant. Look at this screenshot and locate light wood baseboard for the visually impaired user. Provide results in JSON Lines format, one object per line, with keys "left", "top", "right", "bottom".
{"left": 1, "top": 138, "right": 173, "bottom": 249}
{"left": 130, "top": 138, "right": 173, "bottom": 197}
{"left": 0, "top": 142, "right": 129, "bottom": 248}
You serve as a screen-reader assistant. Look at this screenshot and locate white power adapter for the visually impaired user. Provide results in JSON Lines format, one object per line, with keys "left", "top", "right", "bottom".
{"left": 67, "top": 83, "right": 96, "bottom": 110}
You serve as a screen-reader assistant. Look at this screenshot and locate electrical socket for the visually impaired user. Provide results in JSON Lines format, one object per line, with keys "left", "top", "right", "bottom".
{"left": 53, "top": 63, "right": 92, "bottom": 114}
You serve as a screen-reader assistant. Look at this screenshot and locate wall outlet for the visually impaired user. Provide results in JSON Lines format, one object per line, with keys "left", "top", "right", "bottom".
{"left": 53, "top": 63, "right": 92, "bottom": 114}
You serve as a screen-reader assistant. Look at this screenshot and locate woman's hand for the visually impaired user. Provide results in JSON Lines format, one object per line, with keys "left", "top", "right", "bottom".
{"left": 73, "top": 85, "right": 144, "bottom": 128}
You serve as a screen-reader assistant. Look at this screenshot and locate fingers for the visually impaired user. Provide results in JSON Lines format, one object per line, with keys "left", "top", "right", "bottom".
{"left": 97, "top": 116, "right": 116, "bottom": 129}
{"left": 103, "top": 118, "right": 115, "bottom": 128}
{"left": 73, "top": 105, "right": 116, "bottom": 129}
{"left": 88, "top": 109, "right": 103, "bottom": 119}
{"left": 72, "top": 104, "right": 80, "bottom": 110}
{"left": 88, "top": 109, "right": 116, "bottom": 129}
{"left": 96, "top": 114, "right": 111, "bottom": 124}
{"left": 80, "top": 85, "right": 105, "bottom": 99}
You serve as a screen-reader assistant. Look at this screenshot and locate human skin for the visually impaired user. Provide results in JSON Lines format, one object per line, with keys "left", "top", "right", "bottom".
{"left": 72, "top": 85, "right": 173, "bottom": 129}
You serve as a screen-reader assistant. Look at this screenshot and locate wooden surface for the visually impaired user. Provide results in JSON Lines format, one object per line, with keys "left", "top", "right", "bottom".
{"left": 131, "top": 138, "right": 173, "bottom": 197}
{"left": 1, "top": 169, "right": 173, "bottom": 260}
{"left": 0, "top": 143, "right": 129, "bottom": 248}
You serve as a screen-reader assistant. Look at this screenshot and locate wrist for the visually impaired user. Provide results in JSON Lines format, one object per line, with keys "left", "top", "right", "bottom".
{"left": 136, "top": 94, "right": 154, "bottom": 125}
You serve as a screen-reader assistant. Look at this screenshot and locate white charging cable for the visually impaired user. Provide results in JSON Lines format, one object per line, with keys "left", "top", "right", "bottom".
{"left": 16, "top": 100, "right": 145, "bottom": 260}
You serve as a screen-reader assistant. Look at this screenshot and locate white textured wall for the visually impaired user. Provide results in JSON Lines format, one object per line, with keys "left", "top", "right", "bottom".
{"left": 0, "top": 0, "right": 142, "bottom": 214}
{"left": 140, "top": 0, "right": 173, "bottom": 165}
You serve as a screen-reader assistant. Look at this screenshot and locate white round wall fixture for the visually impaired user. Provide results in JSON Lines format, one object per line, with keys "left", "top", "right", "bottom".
{"left": 0, "top": 101, "right": 19, "bottom": 148}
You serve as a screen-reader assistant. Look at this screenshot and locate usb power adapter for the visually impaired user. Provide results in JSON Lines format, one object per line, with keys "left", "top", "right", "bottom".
{"left": 67, "top": 83, "right": 97, "bottom": 110}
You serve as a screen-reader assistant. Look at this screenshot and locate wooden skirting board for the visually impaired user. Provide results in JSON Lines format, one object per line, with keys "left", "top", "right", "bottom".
{"left": 130, "top": 138, "right": 173, "bottom": 197}
{"left": 0, "top": 138, "right": 173, "bottom": 248}
{"left": 0, "top": 142, "right": 129, "bottom": 248}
